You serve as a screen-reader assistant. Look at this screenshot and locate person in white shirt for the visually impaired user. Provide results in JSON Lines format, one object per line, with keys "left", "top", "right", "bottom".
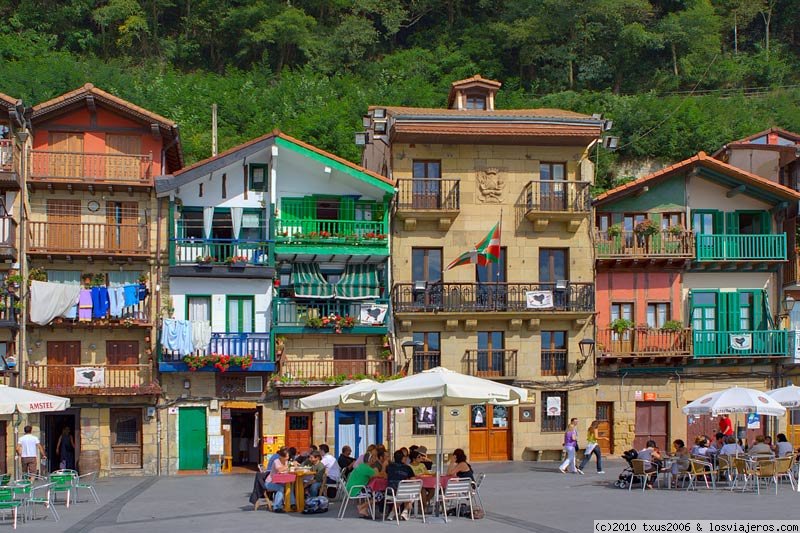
{"left": 319, "top": 443, "right": 340, "bottom": 484}
{"left": 718, "top": 435, "right": 744, "bottom": 456}
{"left": 775, "top": 433, "right": 795, "bottom": 457}
{"left": 747, "top": 435, "right": 774, "bottom": 456}
{"left": 16, "top": 425, "right": 46, "bottom": 475}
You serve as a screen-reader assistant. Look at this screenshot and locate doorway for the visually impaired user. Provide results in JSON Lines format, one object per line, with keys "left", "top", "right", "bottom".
{"left": 469, "top": 404, "right": 512, "bottom": 461}
{"left": 230, "top": 409, "right": 260, "bottom": 468}
{"left": 595, "top": 402, "right": 614, "bottom": 455}
{"left": 335, "top": 411, "right": 382, "bottom": 458}
{"left": 41, "top": 410, "right": 79, "bottom": 473}
{"left": 285, "top": 413, "right": 312, "bottom": 453}
{"left": 634, "top": 402, "right": 669, "bottom": 450}
{"left": 178, "top": 407, "right": 207, "bottom": 470}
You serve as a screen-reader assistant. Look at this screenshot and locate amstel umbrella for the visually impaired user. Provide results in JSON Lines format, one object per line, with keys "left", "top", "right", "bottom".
{"left": 0, "top": 385, "right": 70, "bottom": 414}
{"left": 766, "top": 385, "right": 800, "bottom": 408}
{"left": 682, "top": 386, "right": 786, "bottom": 417}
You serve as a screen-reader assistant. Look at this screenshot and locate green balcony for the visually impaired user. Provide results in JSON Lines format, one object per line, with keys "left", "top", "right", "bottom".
{"left": 273, "top": 298, "right": 389, "bottom": 334}
{"left": 692, "top": 330, "right": 789, "bottom": 358}
{"left": 273, "top": 218, "right": 389, "bottom": 257}
{"left": 695, "top": 234, "right": 786, "bottom": 262}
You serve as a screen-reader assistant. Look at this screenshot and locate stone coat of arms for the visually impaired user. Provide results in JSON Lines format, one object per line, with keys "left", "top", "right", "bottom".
{"left": 476, "top": 167, "right": 504, "bottom": 203}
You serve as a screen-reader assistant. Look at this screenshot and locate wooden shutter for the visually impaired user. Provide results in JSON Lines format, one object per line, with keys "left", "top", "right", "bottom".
{"left": 49, "top": 132, "right": 84, "bottom": 177}
{"left": 712, "top": 211, "right": 725, "bottom": 234}
{"left": 47, "top": 199, "right": 81, "bottom": 250}
{"left": 106, "top": 135, "right": 142, "bottom": 180}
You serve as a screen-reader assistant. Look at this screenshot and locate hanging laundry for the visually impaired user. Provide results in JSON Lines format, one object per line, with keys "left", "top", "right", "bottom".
{"left": 191, "top": 321, "right": 212, "bottom": 352}
{"left": 123, "top": 284, "right": 139, "bottom": 307}
{"left": 108, "top": 286, "right": 122, "bottom": 318}
{"left": 95, "top": 286, "right": 110, "bottom": 318}
{"left": 138, "top": 282, "right": 148, "bottom": 302}
{"left": 29, "top": 281, "right": 81, "bottom": 325}
{"left": 178, "top": 320, "right": 194, "bottom": 355}
{"left": 162, "top": 318, "right": 195, "bottom": 356}
{"left": 62, "top": 292, "right": 79, "bottom": 320}
{"left": 78, "top": 289, "right": 93, "bottom": 322}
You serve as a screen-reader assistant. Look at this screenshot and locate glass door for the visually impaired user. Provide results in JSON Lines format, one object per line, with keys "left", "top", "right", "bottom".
{"left": 691, "top": 291, "right": 717, "bottom": 356}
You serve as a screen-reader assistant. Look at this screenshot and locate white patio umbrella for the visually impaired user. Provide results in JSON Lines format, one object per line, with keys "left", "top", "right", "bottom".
{"left": 342, "top": 367, "right": 527, "bottom": 517}
{"left": 682, "top": 386, "right": 786, "bottom": 417}
{"left": 766, "top": 385, "right": 800, "bottom": 408}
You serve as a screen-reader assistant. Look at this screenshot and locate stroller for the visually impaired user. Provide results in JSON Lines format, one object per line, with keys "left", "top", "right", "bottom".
{"left": 613, "top": 449, "right": 642, "bottom": 489}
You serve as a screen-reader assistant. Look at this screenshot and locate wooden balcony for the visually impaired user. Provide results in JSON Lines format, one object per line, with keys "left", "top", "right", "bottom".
{"left": 273, "top": 218, "right": 389, "bottom": 259}
{"left": 0, "top": 139, "right": 19, "bottom": 188}
{"left": 395, "top": 179, "right": 460, "bottom": 231}
{"left": 0, "top": 215, "right": 17, "bottom": 260}
{"left": 273, "top": 298, "right": 389, "bottom": 334}
{"left": 29, "top": 150, "right": 153, "bottom": 189}
{"left": 392, "top": 282, "right": 594, "bottom": 316}
{"left": 595, "top": 229, "right": 694, "bottom": 268}
{"left": 695, "top": 234, "right": 786, "bottom": 264}
{"left": 522, "top": 180, "right": 590, "bottom": 232}
{"left": 785, "top": 254, "right": 800, "bottom": 287}
{"left": 28, "top": 221, "right": 149, "bottom": 258}
{"left": 596, "top": 328, "right": 691, "bottom": 365}
{"left": 412, "top": 351, "right": 441, "bottom": 373}
{"left": 274, "top": 358, "right": 393, "bottom": 386}
{"left": 692, "top": 330, "right": 789, "bottom": 359}
{"left": 159, "top": 332, "right": 274, "bottom": 372}
{"left": 24, "top": 363, "right": 160, "bottom": 396}
{"left": 462, "top": 349, "right": 517, "bottom": 380}
{"left": 169, "top": 238, "right": 273, "bottom": 278}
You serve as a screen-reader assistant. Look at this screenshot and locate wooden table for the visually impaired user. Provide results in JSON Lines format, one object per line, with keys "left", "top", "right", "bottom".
{"left": 289, "top": 469, "right": 314, "bottom": 512}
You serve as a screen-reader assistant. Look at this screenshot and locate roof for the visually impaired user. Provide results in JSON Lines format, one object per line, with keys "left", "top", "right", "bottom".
{"left": 594, "top": 151, "right": 800, "bottom": 205}
{"left": 30, "top": 83, "right": 183, "bottom": 172}
{"left": 157, "top": 130, "right": 394, "bottom": 195}
{"left": 391, "top": 122, "right": 599, "bottom": 138}
{"left": 447, "top": 75, "right": 502, "bottom": 108}
{"left": 0, "top": 92, "right": 17, "bottom": 110}
{"left": 371, "top": 105, "right": 593, "bottom": 120}
{"left": 735, "top": 127, "right": 800, "bottom": 144}
{"left": 450, "top": 74, "right": 502, "bottom": 88}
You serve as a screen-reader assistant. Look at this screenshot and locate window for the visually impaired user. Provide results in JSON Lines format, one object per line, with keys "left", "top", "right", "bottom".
{"left": 477, "top": 331, "right": 504, "bottom": 375}
{"left": 660, "top": 213, "right": 683, "bottom": 230}
{"left": 180, "top": 209, "right": 234, "bottom": 240}
{"left": 465, "top": 93, "right": 486, "bottom": 110}
{"left": 239, "top": 211, "right": 263, "bottom": 241}
{"left": 249, "top": 164, "right": 267, "bottom": 191}
{"left": 221, "top": 173, "right": 227, "bottom": 198}
{"left": 596, "top": 213, "right": 611, "bottom": 233}
{"left": 692, "top": 210, "right": 718, "bottom": 234}
{"left": 412, "top": 332, "right": 440, "bottom": 372}
{"left": 333, "top": 344, "right": 367, "bottom": 360}
{"left": 623, "top": 213, "right": 647, "bottom": 232}
{"left": 739, "top": 292, "right": 753, "bottom": 330}
{"left": 413, "top": 407, "right": 436, "bottom": 435}
{"left": 691, "top": 291, "right": 717, "bottom": 332}
{"left": 412, "top": 248, "right": 442, "bottom": 283}
{"left": 540, "top": 163, "right": 566, "bottom": 181}
{"left": 46, "top": 270, "right": 81, "bottom": 285}
{"left": 611, "top": 302, "right": 634, "bottom": 340}
{"left": 333, "top": 344, "right": 368, "bottom": 375}
{"left": 541, "top": 391, "right": 568, "bottom": 432}
{"left": 646, "top": 303, "right": 670, "bottom": 329}
{"left": 108, "top": 271, "right": 141, "bottom": 287}
{"left": 541, "top": 331, "right": 567, "bottom": 376}
{"left": 226, "top": 296, "right": 254, "bottom": 333}
{"left": 539, "top": 248, "right": 568, "bottom": 283}
{"left": 187, "top": 296, "right": 211, "bottom": 323}
{"left": 316, "top": 198, "right": 340, "bottom": 220}
{"left": 476, "top": 247, "right": 506, "bottom": 283}
{"left": 412, "top": 160, "right": 441, "bottom": 180}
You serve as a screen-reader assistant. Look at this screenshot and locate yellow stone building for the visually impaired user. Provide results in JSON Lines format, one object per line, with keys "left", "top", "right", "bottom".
{"left": 362, "top": 76, "right": 603, "bottom": 460}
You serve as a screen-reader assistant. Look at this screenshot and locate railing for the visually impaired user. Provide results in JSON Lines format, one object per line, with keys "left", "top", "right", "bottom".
{"left": 274, "top": 218, "right": 388, "bottom": 245}
{"left": 160, "top": 332, "right": 272, "bottom": 362}
{"left": 170, "top": 238, "right": 270, "bottom": 265}
{"left": 273, "top": 298, "right": 389, "bottom": 327}
{"left": 0, "top": 139, "right": 13, "bottom": 172}
{"left": 523, "top": 180, "right": 590, "bottom": 213}
{"left": 392, "top": 282, "right": 594, "bottom": 313}
{"left": 595, "top": 230, "right": 694, "bottom": 258}
{"left": 596, "top": 328, "right": 692, "bottom": 357}
{"left": 462, "top": 349, "right": 517, "bottom": 378}
{"left": 28, "top": 221, "right": 148, "bottom": 255}
{"left": 0, "top": 293, "right": 19, "bottom": 325}
{"left": 24, "top": 363, "right": 158, "bottom": 395}
{"left": 695, "top": 234, "right": 786, "bottom": 261}
{"left": 541, "top": 350, "right": 568, "bottom": 376}
{"left": 692, "top": 330, "right": 789, "bottom": 358}
{"left": 0, "top": 215, "right": 16, "bottom": 251}
{"left": 396, "top": 179, "right": 460, "bottom": 211}
{"left": 30, "top": 150, "right": 153, "bottom": 183}
{"left": 412, "top": 351, "right": 441, "bottom": 373}
{"left": 277, "top": 359, "right": 393, "bottom": 381}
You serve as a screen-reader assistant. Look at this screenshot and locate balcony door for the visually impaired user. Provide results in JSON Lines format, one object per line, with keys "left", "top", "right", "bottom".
{"left": 691, "top": 291, "right": 717, "bottom": 355}
{"left": 226, "top": 296, "right": 253, "bottom": 356}
{"left": 333, "top": 344, "right": 367, "bottom": 376}
{"left": 107, "top": 340, "right": 139, "bottom": 389}
{"left": 477, "top": 331, "right": 504, "bottom": 377}
{"left": 540, "top": 162, "right": 566, "bottom": 211}
{"left": 411, "top": 248, "right": 442, "bottom": 309}
{"left": 47, "top": 341, "right": 80, "bottom": 388}
{"left": 48, "top": 132, "right": 83, "bottom": 178}
{"left": 412, "top": 332, "right": 440, "bottom": 372}
{"left": 106, "top": 134, "right": 142, "bottom": 180}
{"left": 412, "top": 160, "right": 441, "bottom": 208}
{"left": 47, "top": 199, "right": 81, "bottom": 251}
{"left": 539, "top": 248, "right": 568, "bottom": 308}
{"left": 476, "top": 247, "right": 506, "bottom": 310}
{"left": 105, "top": 201, "right": 139, "bottom": 253}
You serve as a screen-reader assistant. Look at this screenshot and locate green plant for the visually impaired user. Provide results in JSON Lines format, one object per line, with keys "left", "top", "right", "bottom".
{"left": 379, "top": 348, "right": 392, "bottom": 359}
{"left": 28, "top": 268, "right": 47, "bottom": 283}
{"left": 93, "top": 273, "right": 106, "bottom": 286}
{"left": 634, "top": 219, "right": 658, "bottom": 237}
{"left": 138, "top": 272, "right": 149, "bottom": 283}
{"left": 667, "top": 224, "right": 684, "bottom": 236}
{"left": 610, "top": 318, "right": 634, "bottom": 334}
{"left": 306, "top": 316, "right": 324, "bottom": 328}
{"left": 195, "top": 255, "right": 214, "bottom": 264}
{"left": 661, "top": 320, "right": 684, "bottom": 332}
{"left": 607, "top": 224, "right": 623, "bottom": 238}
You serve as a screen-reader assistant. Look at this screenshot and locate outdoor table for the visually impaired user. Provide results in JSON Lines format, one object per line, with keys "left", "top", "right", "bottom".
{"left": 271, "top": 472, "right": 296, "bottom": 512}
{"left": 368, "top": 477, "right": 388, "bottom": 492}
{"left": 288, "top": 469, "right": 314, "bottom": 512}
{"left": 418, "top": 475, "right": 449, "bottom": 489}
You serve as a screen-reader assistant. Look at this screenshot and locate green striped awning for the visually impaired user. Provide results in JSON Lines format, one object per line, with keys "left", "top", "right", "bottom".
{"left": 335, "top": 264, "right": 380, "bottom": 300}
{"left": 292, "top": 263, "right": 335, "bottom": 299}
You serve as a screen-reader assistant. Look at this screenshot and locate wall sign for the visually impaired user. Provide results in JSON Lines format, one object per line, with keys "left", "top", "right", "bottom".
{"left": 518, "top": 405, "right": 535, "bottom": 423}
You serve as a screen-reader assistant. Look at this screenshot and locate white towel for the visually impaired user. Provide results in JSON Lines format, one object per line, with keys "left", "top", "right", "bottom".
{"left": 191, "top": 320, "right": 212, "bottom": 352}
{"left": 30, "top": 281, "right": 82, "bottom": 325}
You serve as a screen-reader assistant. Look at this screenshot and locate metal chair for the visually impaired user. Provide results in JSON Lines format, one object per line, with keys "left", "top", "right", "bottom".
{"left": 471, "top": 472, "right": 485, "bottom": 509}
{"left": 686, "top": 459, "right": 717, "bottom": 491}
{"left": 628, "top": 459, "right": 654, "bottom": 492}
{"left": 337, "top": 484, "right": 374, "bottom": 520}
{"left": 440, "top": 478, "right": 474, "bottom": 522}
{"left": 26, "top": 482, "right": 59, "bottom": 522}
{"left": 775, "top": 456, "right": 796, "bottom": 490}
{"left": 9, "top": 482, "right": 31, "bottom": 522}
{"left": 49, "top": 472, "right": 76, "bottom": 507}
{"left": 74, "top": 471, "right": 100, "bottom": 504}
{"left": 383, "top": 479, "right": 425, "bottom": 525}
{"left": 730, "top": 457, "right": 758, "bottom": 492}
{"left": 0, "top": 487, "right": 23, "bottom": 529}
{"left": 755, "top": 459, "right": 779, "bottom": 495}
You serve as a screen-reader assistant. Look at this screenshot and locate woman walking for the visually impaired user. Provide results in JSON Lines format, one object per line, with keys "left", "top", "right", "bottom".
{"left": 578, "top": 420, "right": 604, "bottom": 474}
{"left": 559, "top": 418, "right": 582, "bottom": 474}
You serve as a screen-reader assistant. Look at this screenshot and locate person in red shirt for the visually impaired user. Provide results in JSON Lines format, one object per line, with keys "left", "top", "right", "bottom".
{"left": 719, "top": 414, "right": 734, "bottom": 437}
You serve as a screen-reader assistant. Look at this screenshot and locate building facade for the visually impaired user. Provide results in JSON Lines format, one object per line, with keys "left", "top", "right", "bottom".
{"left": 363, "top": 76, "right": 602, "bottom": 460}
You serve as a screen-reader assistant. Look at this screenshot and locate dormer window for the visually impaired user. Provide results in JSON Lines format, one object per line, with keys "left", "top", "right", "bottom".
{"left": 465, "top": 93, "right": 486, "bottom": 110}
{"left": 447, "top": 74, "right": 501, "bottom": 111}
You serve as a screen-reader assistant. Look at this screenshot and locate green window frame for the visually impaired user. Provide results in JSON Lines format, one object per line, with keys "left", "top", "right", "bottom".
{"left": 691, "top": 209, "right": 722, "bottom": 235}
{"left": 691, "top": 289, "right": 768, "bottom": 333}
{"left": 249, "top": 164, "right": 268, "bottom": 192}
{"left": 226, "top": 295, "right": 255, "bottom": 333}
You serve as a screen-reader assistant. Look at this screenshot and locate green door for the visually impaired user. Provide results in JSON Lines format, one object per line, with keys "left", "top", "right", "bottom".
{"left": 179, "top": 407, "right": 207, "bottom": 470}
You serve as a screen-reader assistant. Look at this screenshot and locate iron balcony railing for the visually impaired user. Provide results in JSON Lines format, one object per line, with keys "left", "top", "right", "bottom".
{"left": 596, "top": 328, "right": 692, "bottom": 357}
{"left": 273, "top": 298, "right": 389, "bottom": 328}
{"left": 28, "top": 221, "right": 149, "bottom": 256}
{"left": 30, "top": 150, "right": 153, "bottom": 184}
{"left": 695, "top": 234, "right": 786, "bottom": 261}
{"left": 523, "top": 180, "right": 590, "bottom": 213}
{"left": 392, "top": 282, "right": 594, "bottom": 313}
{"left": 160, "top": 332, "right": 272, "bottom": 362}
{"left": 24, "top": 363, "right": 159, "bottom": 395}
{"left": 541, "top": 349, "right": 568, "bottom": 376}
{"left": 396, "top": 179, "right": 460, "bottom": 211}
{"left": 170, "top": 238, "right": 270, "bottom": 266}
{"left": 462, "top": 349, "right": 517, "bottom": 379}
{"left": 276, "top": 359, "right": 393, "bottom": 381}
{"left": 594, "top": 229, "right": 694, "bottom": 258}
{"left": 692, "top": 330, "right": 789, "bottom": 358}
{"left": 0, "top": 139, "right": 13, "bottom": 172}
{"left": 274, "top": 218, "right": 388, "bottom": 245}
{"left": 412, "top": 351, "right": 441, "bottom": 373}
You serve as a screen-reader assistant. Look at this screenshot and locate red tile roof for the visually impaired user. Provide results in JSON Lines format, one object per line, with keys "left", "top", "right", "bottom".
{"left": 0, "top": 92, "right": 17, "bottom": 109}
{"left": 372, "top": 105, "right": 592, "bottom": 120}
{"left": 450, "top": 74, "right": 502, "bottom": 88}
{"left": 392, "top": 122, "right": 599, "bottom": 138}
{"left": 595, "top": 151, "right": 800, "bottom": 204}
{"left": 734, "top": 127, "right": 800, "bottom": 144}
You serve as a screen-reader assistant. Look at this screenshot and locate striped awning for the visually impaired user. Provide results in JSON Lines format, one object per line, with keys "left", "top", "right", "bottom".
{"left": 336, "top": 264, "right": 381, "bottom": 300}
{"left": 292, "top": 263, "right": 335, "bottom": 299}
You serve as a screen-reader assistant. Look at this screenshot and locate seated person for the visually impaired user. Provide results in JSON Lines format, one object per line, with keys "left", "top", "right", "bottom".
{"left": 708, "top": 432, "right": 725, "bottom": 454}
{"left": 345, "top": 458, "right": 379, "bottom": 519}
{"left": 417, "top": 446, "right": 433, "bottom": 471}
{"left": 409, "top": 450, "right": 433, "bottom": 505}
{"left": 776, "top": 433, "right": 794, "bottom": 457}
{"left": 669, "top": 439, "right": 690, "bottom": 482}
{"left": 748, "top": 435, "right": 774, "bottom": 456}
{"left": 718, "top": 435, "right": 744, "bottom": 456}
{"left": 338, "top": 445, "right": 356, "bottom": 474}
{"left": 386, "top": 450, "right": 416, "bottom": 520}
{"left": 636, "top": 440, "right": 662, "bottom": 488}
{"left": 691, "top": 437, "right": 710, "bottom": 457}
{"left": 263, "top": 449, "right": 296, "bottom": 513}
{"left": 446, "top": 448, "right": 474, "bottom": 481}
{"left": 303, "top": 451, "right": 326, "bottom": 498}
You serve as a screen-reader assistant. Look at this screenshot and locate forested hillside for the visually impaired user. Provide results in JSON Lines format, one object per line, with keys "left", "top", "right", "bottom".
{"left": 2, "top": 0, "right": 800, "bottom": 189}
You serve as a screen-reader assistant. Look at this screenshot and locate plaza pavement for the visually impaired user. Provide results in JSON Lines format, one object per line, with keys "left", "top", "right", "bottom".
{"left": 11, "top": 458, "right": 800, "bottom": 533}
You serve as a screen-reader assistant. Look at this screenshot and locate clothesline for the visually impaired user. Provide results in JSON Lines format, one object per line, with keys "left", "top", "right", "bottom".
{"left": 28, "top": 280, "right": 148, "bottom": 326}
{"left": 161, "top": 318, "right": 212, "bottom": 356}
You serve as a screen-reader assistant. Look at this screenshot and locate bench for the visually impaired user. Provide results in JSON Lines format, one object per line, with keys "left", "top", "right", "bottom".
{"left": 523, "top": 448, "right": 565, "bottom": 461}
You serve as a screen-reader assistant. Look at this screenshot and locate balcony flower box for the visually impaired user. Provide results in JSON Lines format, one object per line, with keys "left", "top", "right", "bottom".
{"left": 306, "top": 314, "right": 356, "bottom": 333}
{"left": 182, "top": 353, "right": 253, "bottom": 372}
{"left": 195, "top": 255, "right": 215, "bottom": 268}
{"left": 225, "top": 255, "right": 249, "bottom": 268}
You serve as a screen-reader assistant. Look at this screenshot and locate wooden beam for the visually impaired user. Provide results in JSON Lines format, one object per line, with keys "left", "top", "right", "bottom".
{"left": 726, "top": 184, "right": 746, "bottom": 198}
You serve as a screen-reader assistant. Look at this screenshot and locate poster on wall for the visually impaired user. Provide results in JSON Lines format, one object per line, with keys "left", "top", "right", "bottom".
{"left": 209, "top": 435, "right": 224, "bottom": 455}
{"left": 729, "top": 333, "right": 752, "bottom": 350}
{"left": 74, "top": 367, "right": 105, "bottom": 387}
{"left": 526, "top": 290, "right": 554, "bottom": 309}
{"left": 414, "top": 407, "right": 436, "bottom": 432}
{"left": 208, "top": 415, "right": 221, "bottom": 436}
{"left": 547, "top": 396, "right": 562, "bottom": 416}
{"left": 746, "top": 413, "right": 761, "bottom": 430}
{"left": 360, "top": 304, "right": 388, "bottom": 325}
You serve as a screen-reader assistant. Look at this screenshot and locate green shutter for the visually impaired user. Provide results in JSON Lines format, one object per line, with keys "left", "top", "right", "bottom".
{"left": 713, "top": 211, "right": 725, "bottom": 234}
{"left": 725, "top": 212, "right": 738, "bottom": 234}
{"left": 650, "top": 213, "right": 662, "bottom": 252}
{"left": 759, "top": 211, "right": 771, "bottom": 234}
{"left": 340, "top": 197, "right": 355, "bottom": 220}
{"left": 753, "top": 290, "right": 766, "bottom": 330}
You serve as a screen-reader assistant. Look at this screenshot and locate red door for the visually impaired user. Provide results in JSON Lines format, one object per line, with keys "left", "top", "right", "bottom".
{"left": 634, "top": 402, "right": 669, "bottom": 451}
{"left": 285, "top": 413, "right": 312, "bottom": 452}
{"left": 47, "top": 341, "right": 80, "bottom": 388}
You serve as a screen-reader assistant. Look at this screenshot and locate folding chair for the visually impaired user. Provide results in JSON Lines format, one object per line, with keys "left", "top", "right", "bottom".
{"left": 337, "top": 484, "right": 374, "bottom": 520}
{"left": 383, "top": 479, "right": 425, "bottom": 525}
{"left": 74, "top": 471, "right": 100, "bottom": 504}
{"left": 440, "top": 478, "right": 474, "bottom": 522}
{"left": 26, "top": 482, "right": 59, "bottom": 522}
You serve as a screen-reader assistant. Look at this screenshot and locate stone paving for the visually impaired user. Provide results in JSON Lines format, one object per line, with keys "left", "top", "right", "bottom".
{"left": 8, "top": 459, "right": 800, "bottom": 533}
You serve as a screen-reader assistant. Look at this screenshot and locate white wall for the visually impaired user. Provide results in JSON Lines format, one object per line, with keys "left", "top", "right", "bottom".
{"left": 175, "top": 147, "right": 270, "bottom": 209}
{"left": 169, "top": 277, "right": 272, "bottom": 332}
{"left": 682, "top": 272, "right": 778, "bottom": 315}
{"left": 688, "top": 175, "right": 772, "bottom": 213}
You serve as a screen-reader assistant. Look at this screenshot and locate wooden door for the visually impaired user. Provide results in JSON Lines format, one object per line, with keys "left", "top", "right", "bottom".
{"left": 285, "top": 413, "right": 312, "bottom": 452}
{"left": 46, "top": 199, "right": 81, "bottom": 251}
{"left": 110, "top": 408, "right": 142, "bottom": 468}
{"left": 540, "top": 163, "right": 566, "bottom": 211}
{"left": 106, "top": 134, "right": 141, "bottom": 180}
{"left": 596, "top": 402, "right": 614, "bottom": 455}
{"left": 0, "top": 421, "right": 6, "bottom": 474}
{"left": 106, "top": 340, "right": 138, "bottom": 389}
{"left": 105, "top": 202, "right": 139, "bottom": 253}
{"left": 634, "top": 402, "right": 669, "bottom": 451}
{"left": 49, "top": 132, "right": 84, "bottom": 178}
{"left": 47, "top": 341, "right": 80, "bottom": 388}
{"left": 179, "top": 407, "right": 207, "bottom": 470}
{"left": 411, "top": 160, "right": 441, "bottom": 209}
{"left": 469, "top": 404, "right": 511, "bottom": 461}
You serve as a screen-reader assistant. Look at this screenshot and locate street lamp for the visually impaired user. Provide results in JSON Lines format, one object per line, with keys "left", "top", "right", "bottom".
{"left": 783, "top": 295, "right": 796, "bottom": 315}
{"left": 577, "top": 338, "right": 595, "bottom": 371}
{"left": 401, "top": 340, "right": 424, "bottom": 363}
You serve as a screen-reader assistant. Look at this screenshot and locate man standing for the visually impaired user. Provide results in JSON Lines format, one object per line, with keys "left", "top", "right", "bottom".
{"left": 319, "top": 443, "right": 340, "bottom": 486}
{"left": 16, "top": 425, "right": 46, "bottom": 475}
{"left": 719, "top": 414, "right": 734, "bottom": 437}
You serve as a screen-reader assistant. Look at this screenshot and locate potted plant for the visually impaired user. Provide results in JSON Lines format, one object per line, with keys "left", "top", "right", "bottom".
{"left": 634, "top": 219, "right": 658, "bottom": 237}
{"left": 195, "top": 255, "right": 214, "bottom": 266}
{"left": 379, "top": 348, "right": 392, "bottom": 359}
{"left": 225, "top": 255, "right": 249, "bottom": 267}
{"left": 28, "top": 268, "right": 47, "bottom": 284}
{"left": 138, "top": 273, "right": 149, "bottom": 284}
{"left": 661, "top": 320, "right": 683, "bottom": 332}
{"left": 607, "top": 224, "right": 623, "bottom": 239}
{"left": 665, "top": 224, "right": 685, "bottom": 254}
{"left": 610, "top": 318, "right": 634, "bottom": 334}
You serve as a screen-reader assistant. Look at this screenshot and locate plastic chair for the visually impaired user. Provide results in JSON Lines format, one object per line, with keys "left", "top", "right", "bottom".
{"left": 383, "top": 479, "right": 425, "bottom": 525}
{"left": 337, "top": 484, "right": 374, "bottom": 520}
{"left": 26, "top": 482, "right": 59, "bottom": 522}
{"left": 440, "top": 478, "right": 474, "bottom": 522}
{"left": 74, "top": 471, "right": 100, "bottom": 504}
{"left": 0, "top": 487, "right": 23, "bottom": 529}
